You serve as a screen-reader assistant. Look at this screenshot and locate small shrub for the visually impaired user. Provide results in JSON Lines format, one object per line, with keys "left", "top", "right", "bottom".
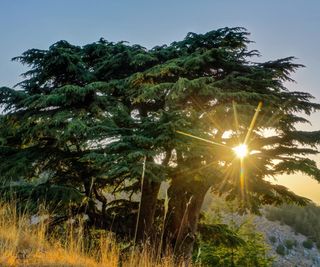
{"left": 302, "top": 239, "right": 313, "bottom": 249}
{"left": 269, "top": 236, "right": 276, "bottom": 244}
{"left": 284, "top": 239, "right": 296, "bottom": 250}
{"left": 276, "top": 244, "right": 286, "bottom": 256}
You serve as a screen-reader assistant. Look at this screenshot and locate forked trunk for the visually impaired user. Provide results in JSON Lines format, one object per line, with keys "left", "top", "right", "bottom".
{"left": 165, "top": 176, "right": 210, "bottom": 262}
{"left": 136, "top": 149, "right": 171, "bottom": 243}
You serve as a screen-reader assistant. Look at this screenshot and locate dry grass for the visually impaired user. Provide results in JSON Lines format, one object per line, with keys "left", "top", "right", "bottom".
{"left": 0, "top": 202, "right": 189, "bottom": 267}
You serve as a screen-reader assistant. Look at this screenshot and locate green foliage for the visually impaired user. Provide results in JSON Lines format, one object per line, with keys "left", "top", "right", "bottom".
{"left": 235, "top": 231, "right": 273, "bottom": 267}
{"left": 0, "top": 182, "right": 85, "bottom": 213}
{"left": 276, "top": 244, "right": 286, "bottom": 256}
{"left": 198, "top": 223, "right": 245, "bottom": 248}
{"left": 269, "top": 235, "right": 276, "bottom": 244}
{"left": 195, "top": 216, "right": 273, "bottom": 266}
{"left": 284, "top": 239, "right": 297, "bottom": 250}
{"left": 302, "top": 239, "right": 313, "bottom": 249}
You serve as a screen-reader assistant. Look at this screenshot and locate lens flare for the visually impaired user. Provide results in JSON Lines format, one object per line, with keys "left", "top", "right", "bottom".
{"left": 233, "top": 144, "right": 248, "bottom": 159}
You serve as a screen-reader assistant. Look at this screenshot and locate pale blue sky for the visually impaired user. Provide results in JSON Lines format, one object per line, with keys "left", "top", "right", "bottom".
{"left": 1, "top": 0, "right": 320, "bottom": 202}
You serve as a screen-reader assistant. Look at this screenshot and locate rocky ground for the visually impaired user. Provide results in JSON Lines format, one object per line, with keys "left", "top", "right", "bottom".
{"left": 221, "top": 212, "right": 320, "bottom": 267}
{"left": 254, "top": 215, "right": 320, "bottom": 267}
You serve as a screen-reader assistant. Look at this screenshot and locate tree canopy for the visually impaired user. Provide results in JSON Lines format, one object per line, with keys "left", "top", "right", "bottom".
{"left": 1, "top": 27, "right": 320, "bottom": 260}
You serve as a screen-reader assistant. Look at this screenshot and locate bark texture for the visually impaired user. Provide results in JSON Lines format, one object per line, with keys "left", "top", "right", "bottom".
{"left": 136, "top": 179, "right": 161, "bottom": 242}
{"left": 165, "top": 176, "right": 210, "bottom": 261}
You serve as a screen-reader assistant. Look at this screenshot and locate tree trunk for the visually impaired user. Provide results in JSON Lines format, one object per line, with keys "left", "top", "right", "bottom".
{"left": 165, "top": 176, "right": 210, "bottom": 262}
{"left": 136, "top": 149, "right": 171, "bottom": 243}
{"left": 136, "top": 179, "right": 161, "bottom": 242}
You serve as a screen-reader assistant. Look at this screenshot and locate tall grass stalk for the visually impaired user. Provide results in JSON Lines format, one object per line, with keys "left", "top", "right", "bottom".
{"left": 133, "top": 155, "right": 147, "bottom": 247}
{"left": 173, "top": 195, "right": 193, "bottom": 255}
{"left": 158, "top": 188, "right": 169, "bottom": 261}
{"left": 130, "top": 156, "right": 147, "bottom": 266}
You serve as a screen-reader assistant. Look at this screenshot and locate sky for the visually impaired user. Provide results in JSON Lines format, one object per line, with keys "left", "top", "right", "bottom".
{"left": 1, "top": 0, "right": 320, "bottom": 203}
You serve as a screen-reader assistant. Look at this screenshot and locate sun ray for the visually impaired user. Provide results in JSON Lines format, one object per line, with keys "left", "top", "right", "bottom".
{"left": 217, "top": 158, "right": 239, "bottom": 192}
{"left": 243, "top": 101, "right": 263, "bottom": 144}
{"left": 240, "top": 158, "right": 246, "bottom": 197}
{"left": 176, "top": 130, "right": 229, "bottom": 148}
{"left": 236, "top": 101, "right": 263, "bottom": 201}
{"left": 232, "top": 100, "right": 241, "bottom": 143}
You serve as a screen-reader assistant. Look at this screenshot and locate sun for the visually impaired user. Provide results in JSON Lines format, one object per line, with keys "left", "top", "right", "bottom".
{"left": 233, "top": 144, "right": 248, "bottom": 159}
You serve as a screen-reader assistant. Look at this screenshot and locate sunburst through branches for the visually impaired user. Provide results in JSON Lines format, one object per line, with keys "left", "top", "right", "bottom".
{"left": 176, "top": 101, "right": 263, "bottom": 200}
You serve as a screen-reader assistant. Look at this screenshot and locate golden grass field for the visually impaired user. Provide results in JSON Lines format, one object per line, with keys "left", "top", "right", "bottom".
{"left": 0, "top": 202, "right": 188, "bottom": 267}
